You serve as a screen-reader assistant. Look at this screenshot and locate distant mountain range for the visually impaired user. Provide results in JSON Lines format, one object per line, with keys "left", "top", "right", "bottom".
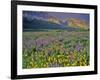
{"left": 23, "top": 12, "right": 89, "bottom": 30}
{"left": 66, "top": 18, "right": 89, "bottom": 30}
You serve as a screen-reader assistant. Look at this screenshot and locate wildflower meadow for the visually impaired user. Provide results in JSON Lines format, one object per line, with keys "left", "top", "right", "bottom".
{"left": 22, "top": 30, "right": 89, "bottom": 69}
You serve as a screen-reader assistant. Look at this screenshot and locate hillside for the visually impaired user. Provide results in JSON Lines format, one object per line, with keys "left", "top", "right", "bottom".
{"left": 66, "top": 18, "right": 89, "bottom": 30}
{"left": 23, "top": 17, "right": 80, "bottom": 31}
{"left": 23, "top": 13, "right": 89, "bottom": 31}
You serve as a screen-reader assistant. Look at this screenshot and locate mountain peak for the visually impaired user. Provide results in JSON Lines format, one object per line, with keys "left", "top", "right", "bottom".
{"left": 66, "top": 18, "right": 89, "bottom": 30}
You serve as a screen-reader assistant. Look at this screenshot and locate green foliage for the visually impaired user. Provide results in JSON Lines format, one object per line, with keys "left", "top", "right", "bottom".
{"left": 22, "top": 30, "right": 89, "bottom": 69}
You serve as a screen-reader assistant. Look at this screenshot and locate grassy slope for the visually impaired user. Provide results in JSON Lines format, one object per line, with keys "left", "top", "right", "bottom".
{"left": 22, "top": 30, "right": 89, "bottom": 69}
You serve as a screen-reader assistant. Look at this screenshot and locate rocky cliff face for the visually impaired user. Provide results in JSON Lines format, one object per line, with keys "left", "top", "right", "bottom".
{"left": 47, "top": 17, "right": 89, "bottom": 30}
{"left": 23, "top": 12, "right": 89, "bottom": 30}
{"left": 66, "top": 18, "right": 89, "bottom": 30}
{"left": 47, "top": 16, "right": 61, "bottom": 24}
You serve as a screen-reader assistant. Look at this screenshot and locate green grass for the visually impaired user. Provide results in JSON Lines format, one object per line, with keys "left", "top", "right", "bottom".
{"left": 22, "top": 30, "right": 89, "bottom": 69}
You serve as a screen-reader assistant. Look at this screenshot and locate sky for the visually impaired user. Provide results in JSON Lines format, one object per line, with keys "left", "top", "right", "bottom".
{"left": 23, "top": 11, "right": 90, "bottom": 22}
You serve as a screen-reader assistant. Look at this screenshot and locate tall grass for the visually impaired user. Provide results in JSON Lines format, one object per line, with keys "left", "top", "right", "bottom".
{"left": 22, "top": 30, "right": 89, "bottom": 69}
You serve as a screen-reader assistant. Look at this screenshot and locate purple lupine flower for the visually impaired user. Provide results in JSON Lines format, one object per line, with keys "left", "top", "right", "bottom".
{"left": 76, "top": 43, "right": 83, "bottom": 52}
{"left": 35, "top": 38, "right": 52, "bottom": 48}
{"left": 35, "top": 39, "right": 43, "bottom": 47}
